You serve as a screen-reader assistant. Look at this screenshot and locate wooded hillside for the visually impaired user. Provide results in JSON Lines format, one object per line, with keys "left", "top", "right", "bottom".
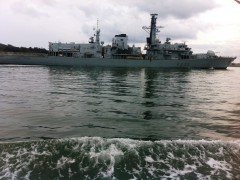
{"left": 0, "top": 43, "right": 48, "bottom": 54}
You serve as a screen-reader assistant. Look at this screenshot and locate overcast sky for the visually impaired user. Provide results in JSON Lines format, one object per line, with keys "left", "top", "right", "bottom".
{"left": 0, "top": 0, "right": 239, "bottom": 62}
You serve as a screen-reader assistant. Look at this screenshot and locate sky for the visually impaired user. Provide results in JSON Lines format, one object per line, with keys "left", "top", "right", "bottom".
{"left": 0, "top": 0, "right": 239, "bottom": 62}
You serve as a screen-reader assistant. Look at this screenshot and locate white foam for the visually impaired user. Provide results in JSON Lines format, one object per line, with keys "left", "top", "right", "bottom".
{"left": 57, "top": 156, "right": 76, "bottom": 169}
{"left": 3, "top": 137, "right": 240, "bottom": 145}
{"left": 167, "top": 152, "right": 175, "bottom": 159}
{"left": 1, "top": 137, "right": 239, "bottom": 179}
{"left": 206, "top": 158, "right": 232, "bottom": 178}
{"left": 88, "top": 143, "right": 124, "bottom": 178}
{"left": 4, "top": 136, "right": 238, "bottom": 149}
{"left": 145, "top": 156, "right": 154, "bottom": 163}
{"left": 206, "top": 158, "right": 231, "bottom": 170}
{"left": 216, "top": 147, "right": 224, "bottom": 155}
{"left": 0, "top": 168, "right": 11, "bottom": 179}
{"left": 162, "top": 164, "right": 197, "bottom": 179}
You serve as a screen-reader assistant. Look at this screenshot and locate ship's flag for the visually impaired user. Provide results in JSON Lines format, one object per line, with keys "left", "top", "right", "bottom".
{"left": 234, "top": 0, "right": 240, "bottom": 4}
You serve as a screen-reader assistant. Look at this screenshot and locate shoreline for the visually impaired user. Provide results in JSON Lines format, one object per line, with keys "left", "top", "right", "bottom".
{"left": 0, "top": 52, "right": 47, "bottom": 57}
{"left": 230, "top": 63, "right": 240, "bottom": 67}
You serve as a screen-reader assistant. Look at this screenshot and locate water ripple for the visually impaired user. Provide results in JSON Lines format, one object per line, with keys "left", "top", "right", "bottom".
{"left": 0, "top": 66, "right": 240, "bottom": 141}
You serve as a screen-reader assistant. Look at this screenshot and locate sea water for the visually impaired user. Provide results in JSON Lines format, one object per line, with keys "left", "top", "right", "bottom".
{"left": 0, "top": 65, "right": 240, "bottom": 179}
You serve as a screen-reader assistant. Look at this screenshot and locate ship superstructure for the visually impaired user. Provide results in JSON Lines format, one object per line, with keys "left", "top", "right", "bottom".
{"left": 143, "top": 14, "right": 194, "bottom": 60}
{"left": 49, "top": 26, "right": 102, "bottom": 58}
{"left": 49, "top": 25, "right": 142, "bottom": 60}
{"left": 104, "top": 34, "right": 142, "bottom": 59}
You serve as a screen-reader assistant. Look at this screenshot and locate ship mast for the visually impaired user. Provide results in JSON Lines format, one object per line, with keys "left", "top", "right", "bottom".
{"left": 142, "top": 14, "right": 163, "bottom": 47}
{"left": 95, "top": 19, "right": 100, "bottom": 44}
{"left": 149, "top": 14, "right": 158, "bottom": 45}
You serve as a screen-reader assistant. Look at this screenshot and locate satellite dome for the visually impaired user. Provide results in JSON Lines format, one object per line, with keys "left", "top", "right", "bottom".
{"left": 207, "top": 50, "right": 216, "bottom": 56}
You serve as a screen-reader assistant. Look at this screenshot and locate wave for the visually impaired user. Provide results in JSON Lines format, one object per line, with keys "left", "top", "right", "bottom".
{"left": 1, "top": 137, "right": 240, "bottom": 179}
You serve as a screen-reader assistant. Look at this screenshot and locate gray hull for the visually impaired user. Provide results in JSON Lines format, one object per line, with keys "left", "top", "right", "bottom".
{"left": 0, "top": 55, "right": 235, "bottom": 69}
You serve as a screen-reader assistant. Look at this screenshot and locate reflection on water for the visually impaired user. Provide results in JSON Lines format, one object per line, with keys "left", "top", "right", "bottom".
{"left": 0, "top": 66, "right": 240, "bottom": 141}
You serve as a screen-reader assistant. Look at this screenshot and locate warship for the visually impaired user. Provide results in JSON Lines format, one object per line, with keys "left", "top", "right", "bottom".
{"left": 0, "top": 14, "right": 236, "bottom": 69}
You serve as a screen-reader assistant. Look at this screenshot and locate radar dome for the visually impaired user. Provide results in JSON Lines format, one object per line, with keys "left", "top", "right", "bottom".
{"left": 207, "top": 50, "right": 215, "bottom": 56}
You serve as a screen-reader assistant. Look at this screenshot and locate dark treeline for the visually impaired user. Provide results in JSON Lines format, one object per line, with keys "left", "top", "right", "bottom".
{"left": 0, "top": 43, "right": 48, "bottom": 54}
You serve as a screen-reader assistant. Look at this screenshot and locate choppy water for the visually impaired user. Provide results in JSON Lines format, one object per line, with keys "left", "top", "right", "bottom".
{"left": 0, "top": 65, "right": 240, "bottom": 179}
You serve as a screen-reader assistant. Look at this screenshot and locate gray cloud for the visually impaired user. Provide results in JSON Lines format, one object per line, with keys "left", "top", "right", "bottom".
{"left": 73, "top": 0, "right": 217, "bottom": 20}
{"left": 114, "top": 0, "right": 217, "bottom": 19}
{"left": 3, "top": 0, "right": 220, "bottom": 49}
{"left": 62, "top": 0, "right": 218, "bottom": 44}
{"left": 11, "top": 1, "right": 49, "bottom": 18}
{"left": 10, "top": 0, "right": 217, "bottom": 41}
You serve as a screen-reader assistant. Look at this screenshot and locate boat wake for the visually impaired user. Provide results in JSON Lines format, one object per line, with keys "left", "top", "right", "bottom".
{"left": 1, "top": 137, "right": 240, "bottom": 179}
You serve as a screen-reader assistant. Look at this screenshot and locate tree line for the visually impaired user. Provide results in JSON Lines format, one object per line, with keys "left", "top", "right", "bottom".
{"left": 0, "top": 43, "right": 48, "bottom": 54}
